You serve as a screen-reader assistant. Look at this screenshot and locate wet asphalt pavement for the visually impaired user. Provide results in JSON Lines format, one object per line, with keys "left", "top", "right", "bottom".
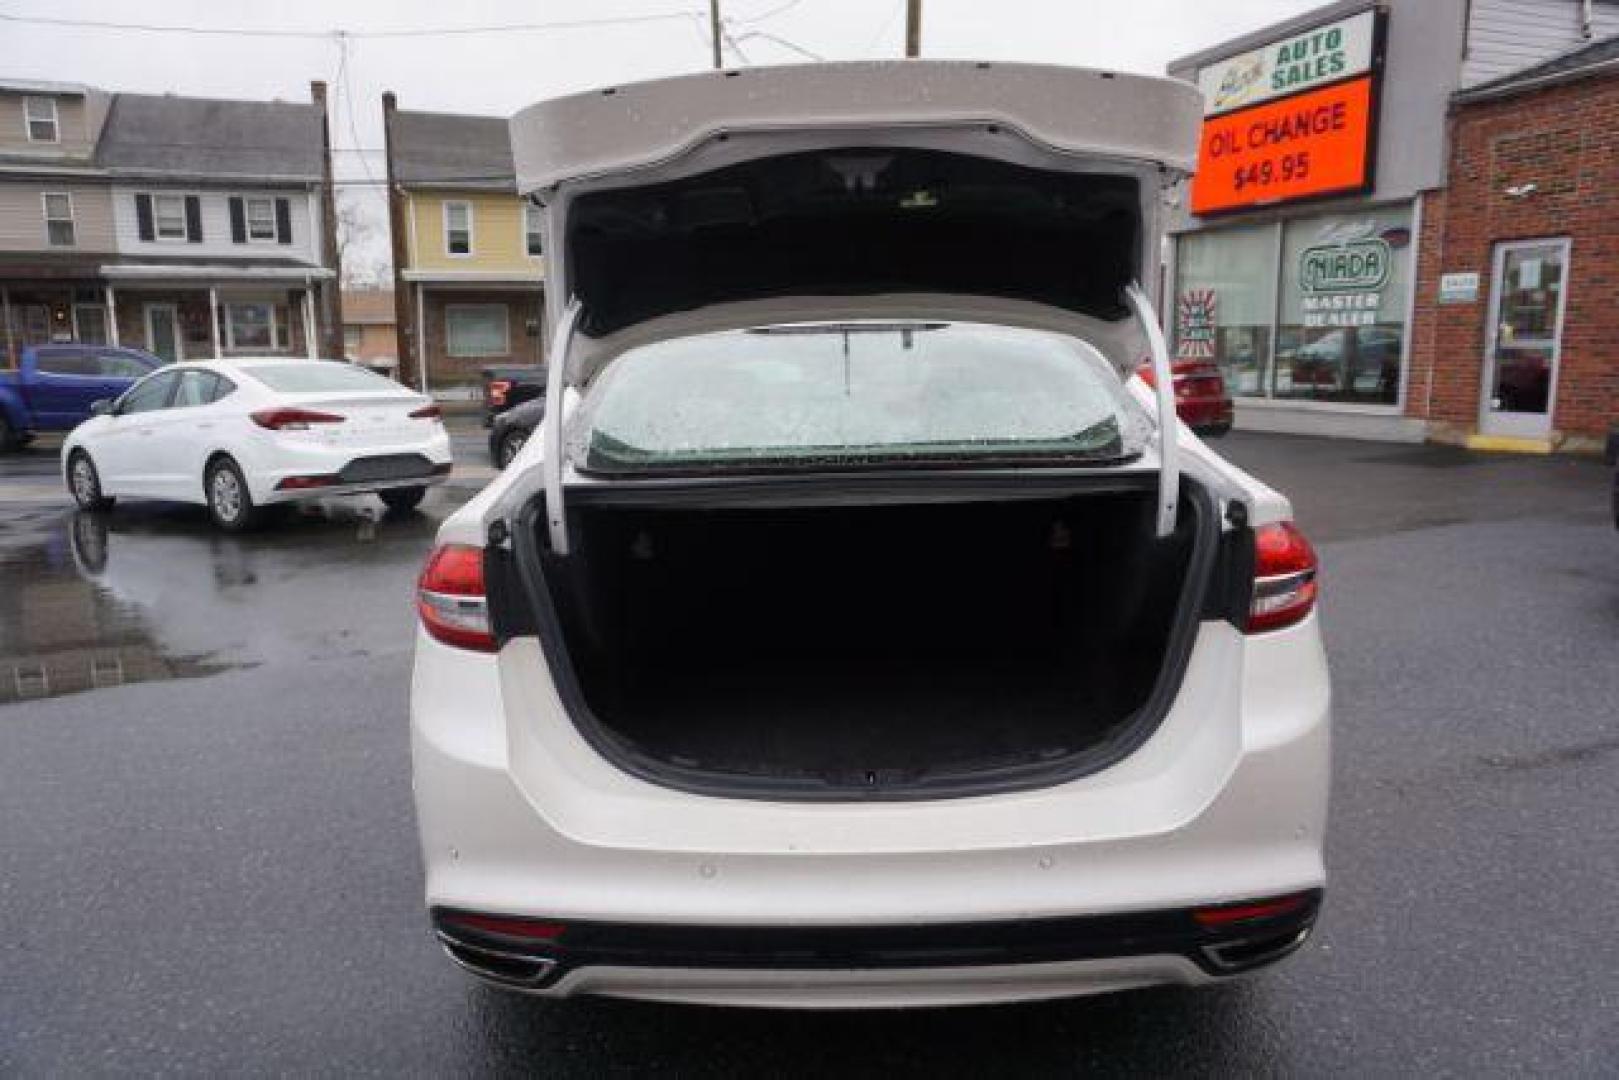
{"left": 2, "top": 428, "right": 1616, "bottom": 1075}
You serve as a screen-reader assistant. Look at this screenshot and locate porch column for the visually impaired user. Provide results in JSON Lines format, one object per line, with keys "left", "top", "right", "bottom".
{"left": 209, "top": 287, "right": 222, "bottom": 358}
{"left": 104, "top": 285, "right": 119, "bottom": 346}
{"left": 301, "top": 288, "right": 317, "bottom": 359}
{"left": 415, "top": 283, "right": 428, "bottom": 394}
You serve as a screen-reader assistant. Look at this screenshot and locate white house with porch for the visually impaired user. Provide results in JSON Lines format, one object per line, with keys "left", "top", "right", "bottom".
{"left": 94, "top": 90, "right": 336, "bottom": 362}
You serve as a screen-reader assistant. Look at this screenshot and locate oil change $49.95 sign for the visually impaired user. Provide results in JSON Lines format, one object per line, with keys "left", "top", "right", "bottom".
{"left": 1190, "top": 75, "right": 1375, "bottom": 216}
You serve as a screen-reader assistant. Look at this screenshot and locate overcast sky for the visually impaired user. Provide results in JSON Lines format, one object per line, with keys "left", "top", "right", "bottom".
{"left": 5, "top": 0, "right": 1321, "bottom": 279}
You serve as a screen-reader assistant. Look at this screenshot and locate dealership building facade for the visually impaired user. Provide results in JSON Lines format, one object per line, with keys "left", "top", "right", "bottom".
{"left": 1167, "top": 0, "right": 1619, "bottom": 451}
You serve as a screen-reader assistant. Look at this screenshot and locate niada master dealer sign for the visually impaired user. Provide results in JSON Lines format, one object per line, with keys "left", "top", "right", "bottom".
{"left": 1296, "top": 222, "right": 1400, "bottom": 329}
{"left": 1190, "top": 8, "right": 1384, "bottom": 216}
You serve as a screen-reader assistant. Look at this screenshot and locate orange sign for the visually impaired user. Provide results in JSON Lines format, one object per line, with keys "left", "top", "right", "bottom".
{"left": 1190, "top": 76, "right": 1375, "bottom": 216}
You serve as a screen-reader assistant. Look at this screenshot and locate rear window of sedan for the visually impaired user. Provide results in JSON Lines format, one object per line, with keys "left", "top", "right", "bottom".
{"left": 241, "top": 363, "right": 399, "bottom": 393}
{"left": 570, "top": 321, "right": 1148, "bottom": 475}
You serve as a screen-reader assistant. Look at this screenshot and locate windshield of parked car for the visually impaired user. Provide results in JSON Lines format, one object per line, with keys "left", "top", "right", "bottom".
{"left": 570, "top": 321, "right": 1147, "bottom": 474}
{"left": 242, "top": 363, "right": 399, "bottom": 393}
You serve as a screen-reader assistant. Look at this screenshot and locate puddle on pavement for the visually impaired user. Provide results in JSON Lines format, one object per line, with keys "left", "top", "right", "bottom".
{"left": 0, "top": 500, "right": 441, "bottom": 707}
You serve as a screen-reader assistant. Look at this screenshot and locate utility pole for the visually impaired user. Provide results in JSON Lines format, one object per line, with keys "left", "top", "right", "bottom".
{"left": 381, "top": 91, "right": 418, "bottom": 389}
{"left": 310, "top": 80, "right": 344, "bottom": 360}
{"left": 709, "top": 0, "right": 723, "bottom": 69}
{"left": 905, "top": 0, "right": 922, "bottom": 58}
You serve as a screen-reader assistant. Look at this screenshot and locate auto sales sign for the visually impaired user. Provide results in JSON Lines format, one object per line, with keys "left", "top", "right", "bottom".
{"left": 1190, "top": 9, "right": 1384, "bottom": 216}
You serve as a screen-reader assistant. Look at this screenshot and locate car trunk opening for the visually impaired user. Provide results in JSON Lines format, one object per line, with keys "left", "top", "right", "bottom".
{"left": 564, "top": 148, "right": 1143, "bottom": 339}
{"left": 513, "top": 479, "right": 1215, "bottom": 799}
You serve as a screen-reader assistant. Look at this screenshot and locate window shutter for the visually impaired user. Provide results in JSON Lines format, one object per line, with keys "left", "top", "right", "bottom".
{"left": 229, "top": 197, "right": 246, "bottom": 244}
{"left": 184, "top": 196, "right": 203, "bottom": 243}
{"left": 275, "top": 198, "right": 292, "bottom": 245}
{"left": 135, "top": 193, "right": 154, "bottom": 241}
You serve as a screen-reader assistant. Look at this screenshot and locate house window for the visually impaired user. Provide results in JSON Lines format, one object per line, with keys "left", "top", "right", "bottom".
{"left": 246, "top": 197, "right": 277, "bottom": 241}
{"left": 24, "top": 97, "right": 59, "bottom": 143}
{"left": 524, "top": 203, "right": 543, "bottom": 257}
{"left": 343, "top": 325, "right": 362, "bottom": 357}
{"left": 445, "top": 304, "right": 508, "bottom": 357}
{"left": 43, "top": 192, "right": 75, "bottom": 246}
{"left": 225, "top": 302, "right": 290, "bottom": 351}
{"left": 444, "top": 201, "right": 472, "bottom": 256}
{"left": 154, "top": 194, "right": 187, "bottom": 240}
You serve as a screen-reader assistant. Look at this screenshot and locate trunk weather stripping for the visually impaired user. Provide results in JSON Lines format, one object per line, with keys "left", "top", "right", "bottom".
{"left": 1124, "top": 282, "right": 1180, "bottom": 539}
{"left": 541, "top": 297, "right": 583, "bottom": 556}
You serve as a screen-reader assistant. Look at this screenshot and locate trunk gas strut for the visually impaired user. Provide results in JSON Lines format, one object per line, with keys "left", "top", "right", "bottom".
{"left": 1125, "top": 282, "right": 1181, "bottom": 539}
{"left": 541, "top": 297, "right": 582, "bottom": 556}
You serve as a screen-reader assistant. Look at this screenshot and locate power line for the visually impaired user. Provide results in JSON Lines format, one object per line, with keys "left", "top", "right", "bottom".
{"left": 862, "top": 1, "right": 905, "bottom": 57}
{"left": 333, "top": 32, "right": 384, "bottom": 202}
{"left": 331, "top": 176, "right": 514, "bottom": 186}
{"left": 731, "top": 29, "right": 824, "bottom": 62}
{"left": 0, "top": 8, "right": 702, "bottom": 41}
{"left": 730, "top": 0, "right": 804, "bottom": 25}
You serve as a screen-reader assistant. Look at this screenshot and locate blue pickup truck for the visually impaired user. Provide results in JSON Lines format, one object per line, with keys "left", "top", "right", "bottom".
{"left": 0, "top": 344, "right": 163, "bottom": 449}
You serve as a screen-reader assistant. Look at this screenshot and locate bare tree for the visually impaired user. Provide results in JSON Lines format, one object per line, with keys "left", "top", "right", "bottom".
{"left": 335, "top": 191, "right": 389, "bottom": 287}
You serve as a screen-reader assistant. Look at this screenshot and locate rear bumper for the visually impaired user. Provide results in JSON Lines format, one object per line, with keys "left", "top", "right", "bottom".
{"left": 1179, "top": 396, "right": 1234, "bottom": 433}
{"left": 245, "top": 430, "right": 454, "bottom": 504}
{"left": 430, "top": 892, "right": 1321, "bottom": 1006}
{"left": 410, "top": 615, "right": 1332, "bottom": 1005}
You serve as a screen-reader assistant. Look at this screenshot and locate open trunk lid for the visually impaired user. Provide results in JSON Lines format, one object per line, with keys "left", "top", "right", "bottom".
{"left": 511, "top": 60, "right": 1200, "bottom": 375}
{"left": 495, "top": 61, "right": 1204, "bottom": 545}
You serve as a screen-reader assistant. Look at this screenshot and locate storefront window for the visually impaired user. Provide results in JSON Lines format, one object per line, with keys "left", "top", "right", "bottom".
{"left": 1172, "top": 225, "right": 1275, "bottom": 397}
{"left": 1174, "top": 204, "right": 1413, "bottom": 407}
{"left": 1273, "top": 208, "right": 1413, "bottom": 405}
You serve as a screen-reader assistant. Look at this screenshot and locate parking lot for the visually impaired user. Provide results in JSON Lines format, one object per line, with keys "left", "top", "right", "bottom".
{"left": 2, "top": 424, "right": 1616, "bottom": 1075}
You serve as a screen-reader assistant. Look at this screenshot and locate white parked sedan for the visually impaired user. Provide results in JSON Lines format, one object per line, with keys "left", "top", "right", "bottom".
{"left": 63, "top": 359, "right": 452, "bottom": 530}
{"left": 412, "top": 62, "right": 1329, "bottom": 1009}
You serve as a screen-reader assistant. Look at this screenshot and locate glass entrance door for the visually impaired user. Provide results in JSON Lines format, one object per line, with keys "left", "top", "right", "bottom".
{"left": 1479, "top": 239, "right": 1569, "bottom": 439}
{"left": 143, "top": 303, "right": 182, "bottom": 363}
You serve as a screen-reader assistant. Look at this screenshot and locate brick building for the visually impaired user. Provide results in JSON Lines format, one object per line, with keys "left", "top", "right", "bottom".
{"left": 1407, "top": 37, "right": 1619, "bottom": 452}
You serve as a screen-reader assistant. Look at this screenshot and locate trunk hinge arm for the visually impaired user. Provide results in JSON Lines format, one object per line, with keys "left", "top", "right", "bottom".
{"left": 1125, "top": 282, "right": 1180, "bottom": 539}
{"left": 541, "top": 297, "right": 583, "bottom": 556}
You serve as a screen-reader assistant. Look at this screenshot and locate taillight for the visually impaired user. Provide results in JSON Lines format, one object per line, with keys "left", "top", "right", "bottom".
{"left": 410, "top": 403, "right": 442, "bottom": 420}
{"left": 488, "top": 379, "right": 512, "bottom": 407}
{"left": 251, "top": 408, "right": 344, "bottom": 430}
{"left": 1247, "top": 522, "right": 1319, "bottom": 633}
{"left": 417, "top": 544, "right": 495, "bottom": 652}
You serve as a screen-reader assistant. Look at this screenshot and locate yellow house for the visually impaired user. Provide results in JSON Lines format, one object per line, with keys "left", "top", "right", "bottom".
{"left": 387, "top": 101, "right": 544, "bottom": 391}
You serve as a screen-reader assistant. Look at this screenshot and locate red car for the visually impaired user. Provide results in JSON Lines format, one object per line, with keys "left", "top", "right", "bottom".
{"left": 1139, "top": 359, "right": 1233, "bottom": 437}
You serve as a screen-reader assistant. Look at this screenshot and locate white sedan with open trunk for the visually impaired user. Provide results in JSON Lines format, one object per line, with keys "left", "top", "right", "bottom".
{"left": 63, "top": 359, "right": 452, "bottom": 530}
{"left": 412, "top": 61, "right": 1330, "bottom": 1008}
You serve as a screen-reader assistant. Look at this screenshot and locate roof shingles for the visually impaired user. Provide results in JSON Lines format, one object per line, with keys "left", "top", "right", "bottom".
{"left": 97, "top": 93, "right": 322, "bottom": 181}
{"left": 1456, "top": 33, "right": 1619, "bottom": 102}
{"left": 391, "top": 110, "right": 514, "bottom": 190}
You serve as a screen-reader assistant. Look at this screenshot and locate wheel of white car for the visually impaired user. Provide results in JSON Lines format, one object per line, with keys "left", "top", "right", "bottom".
{"left": 205, "top": 457, "right": 259, "bottom": 532}
{"left": 67, "top": 451, "right": 114, "bottom": 511}
{"left": 498, "top": 429, "right": 527, "bottom": 468}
